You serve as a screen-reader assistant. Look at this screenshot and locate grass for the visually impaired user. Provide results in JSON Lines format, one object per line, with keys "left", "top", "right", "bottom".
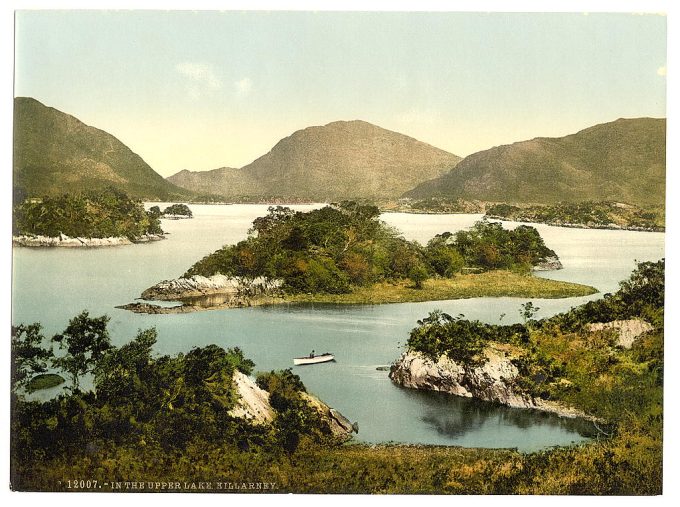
{"left": 26, "top": 373, "right": 65, "bottom": 393}
{"left": 283, "top": 271, "right": 598, "bottom": 305}
{"left": 17, "top": 435, "right": 660, "bottom": 494}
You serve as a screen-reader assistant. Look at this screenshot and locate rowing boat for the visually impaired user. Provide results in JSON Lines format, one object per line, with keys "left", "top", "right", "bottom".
{"left": 293, "top": 353, "right": 335, "bottom": 365}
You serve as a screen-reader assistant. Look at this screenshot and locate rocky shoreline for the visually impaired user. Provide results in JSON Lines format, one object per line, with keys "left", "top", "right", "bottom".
{"left": 117, "top": 274, "right": 284, "bottom": 314}
{"left": 532, "top": 255, "right": 563, "bottom": 271}
{"left": 389, "top": 347, "right": 598, "bottom": 422}
{"left": 12, "top": 233, "right": 165, "bottom": 247}
{"left": 230, "top": 371, "right": 357, "bottom": 439}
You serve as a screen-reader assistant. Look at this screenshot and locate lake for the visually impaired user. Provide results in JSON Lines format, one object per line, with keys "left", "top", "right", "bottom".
{"left": 11, "top": 204, "right": 665, "bottom": 451}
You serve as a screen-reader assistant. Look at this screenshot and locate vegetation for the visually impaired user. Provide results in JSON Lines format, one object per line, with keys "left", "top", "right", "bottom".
{"left": 284, "top": 272, "right": 596, "bottom": 305}
{"left": 401, "top": 260, "right": 664, "bottom": 493}
{"left": 26, "top": 374, "right": 65, "bottom": 392}
{"left": 11, "top": 262, "right": 662, "bottom": 493}
{"left": 13, "top": 187, "right": 164, "bottom": 240}
{"left": 10, "top": 313, "right": 343, "bottom": 492}
{"left": 486, "top": 201, "right": 665, "bottom": 231}
{"left": 184, "top": 203, "right": 564, "bottom": 295}
{"left": 163, "top": 203, "right": 193, "bottom": 217}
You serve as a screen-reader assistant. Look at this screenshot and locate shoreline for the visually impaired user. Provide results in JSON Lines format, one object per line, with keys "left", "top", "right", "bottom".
{"left": 119, "top": 271, "right": 598, "bottom": 315}
{"left": 379, "top": 208, "right": 664, "bottom": 232}
{"left": 390, "top": 349, "right": 600, "bottom": 423}
{"left": 12, "top": 233, "right": 166, "bottom": 248}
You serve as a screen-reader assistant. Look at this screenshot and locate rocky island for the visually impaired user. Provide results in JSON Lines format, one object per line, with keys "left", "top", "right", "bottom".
{"left": 13, "top": 188, "right": 165, "bottom": 247}
{"left": 120, "top": 203, "right": 596, "bottom": 314}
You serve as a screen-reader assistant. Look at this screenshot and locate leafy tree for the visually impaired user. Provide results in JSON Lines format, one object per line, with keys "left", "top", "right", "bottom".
{"left": 11, "top": 323, "right": 53, "bottom": 392}
{"left": 520, "top": 301, "right": 540, "bottom": 324}
{"left": 163, "top": 203, "right": 193, "bottom": 217}
{"left": 407, "top": 310, "right": 488, "bottom": 365}
{"left": 409, "top": 264, "right": 429, "bottom": 289}
{"left": 52, "top": 311, "right": 112, "bottom": 391}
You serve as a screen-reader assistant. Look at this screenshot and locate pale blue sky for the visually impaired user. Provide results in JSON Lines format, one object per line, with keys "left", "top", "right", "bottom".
{"left": 15, "top": 11, "right": 667, "bottom": 176}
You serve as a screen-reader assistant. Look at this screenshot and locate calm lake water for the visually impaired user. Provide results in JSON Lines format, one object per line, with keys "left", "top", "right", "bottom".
{"left": 12, "top": 204, "right": 665, "bottom": 451}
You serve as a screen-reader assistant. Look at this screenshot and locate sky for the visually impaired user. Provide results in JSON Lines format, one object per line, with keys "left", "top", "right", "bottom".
{"left": 14, "top": 10, "right": 667, "bottom": 177}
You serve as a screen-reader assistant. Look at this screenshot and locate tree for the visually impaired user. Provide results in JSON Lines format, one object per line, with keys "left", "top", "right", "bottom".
{"left": 163, "top": 203, "right": 193, "bottom": 217}
{"left": 11, "top": 323, "right": 53, "bottom": 392}
{"left": 409, "top": 264, "right": 429, "bottom": 289}
{"left": 520, "top": 301, "right": 540, "bottom": 325}
{"left": 52, "top": 311, "right": 112, "bottom": 391}
{"left": 94, "top": 327, "right": 158, "bottom": 402}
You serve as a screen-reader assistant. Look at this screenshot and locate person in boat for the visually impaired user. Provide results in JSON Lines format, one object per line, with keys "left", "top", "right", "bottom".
{"left": 310, "top": 350, "right": 315, "bottom": 358}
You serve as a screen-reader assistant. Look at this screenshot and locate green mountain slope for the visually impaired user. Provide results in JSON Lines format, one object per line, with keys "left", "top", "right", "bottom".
{"left": 168, "top": 120, "right": 461, "bottom": 201}
{"left": 14, "top": 97, "right": 190, "bottom": 200}
{"left": 405, "top": 118, "right": 666, "bottom": 207}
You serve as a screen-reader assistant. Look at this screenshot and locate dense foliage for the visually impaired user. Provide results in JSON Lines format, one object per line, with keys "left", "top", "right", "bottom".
{"left": 184, "top": 203, "right": 558, "bottom": 294}
{"left": 163, "top": 203, "right": 193, "bottom": 217}
{"left": 13, "top": 187, "right": 164, "bottom": 239}
{"left": 486, "top": 201, "right": 664, "bottom": 231}
{"left": 434, "top": 220, "right": 557, "bottom": 272}
{"left": 10, "top": 313, "right": 343, "bottom": 491}
{"left": 406, "top": 310, "right": 527, "bottom": 365}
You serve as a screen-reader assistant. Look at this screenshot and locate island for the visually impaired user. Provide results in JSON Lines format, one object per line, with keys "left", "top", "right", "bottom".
{"left": 121, "top": 202, "right": 597, "bottom": 313}
{"left": 12, "top": 188, "right": 165, "bottom": 247}
{"left": 485, "top": 201, "right": 665, "bottom": 232}
{"left": 149, "top": 203, "right": 194, "bottom": 220}
{"left": 385, "top": 198, "right": 664, "bottom": 232}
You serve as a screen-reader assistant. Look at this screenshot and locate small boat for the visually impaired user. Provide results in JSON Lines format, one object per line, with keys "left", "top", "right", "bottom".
{"left": 293, "top": 352, "right": 335, "bottom": 365}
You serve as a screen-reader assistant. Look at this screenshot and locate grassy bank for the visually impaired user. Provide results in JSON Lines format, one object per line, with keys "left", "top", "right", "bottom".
{"left": 17, "top": 433, "right": 660, "bottom": 494}
{"left": 283, "top": 271, "right": 597, "bottom": 305}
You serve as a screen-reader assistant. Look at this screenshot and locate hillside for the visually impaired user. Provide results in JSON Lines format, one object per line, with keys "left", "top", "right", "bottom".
{"left": 167, "top": 120, "right": 461, "bottom": 201}
{"left": 13, "top": 97, "right": 190, "bottom": 201}
{"left": 405, "top": 118, "right": 666, "bottom": 207}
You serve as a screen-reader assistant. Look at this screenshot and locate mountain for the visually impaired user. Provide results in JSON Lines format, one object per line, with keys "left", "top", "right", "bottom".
{"left": 167, "top": 120, "right": 461, "bottom": 201}
{"left": 405, "top": 118, "right": 666, "bottom": 207}
{"left": 14, "top": 97, "right": 190, "bottom": 200}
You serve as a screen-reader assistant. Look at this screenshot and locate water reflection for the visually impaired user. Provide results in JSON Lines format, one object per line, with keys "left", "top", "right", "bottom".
{"left": 402, "top": 388, "right": 595, "bottom": 443}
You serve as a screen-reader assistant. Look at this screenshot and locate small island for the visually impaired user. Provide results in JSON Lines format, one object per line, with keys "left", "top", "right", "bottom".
{"left": 12, "top": 188, "right": 165, "bottom": 247}
{"left": 385, "top": 199, "right": 664, "bottom": 232}
{"left": 123, "top": 202, "right": 597, "bottom": 313}
{"left": 149, "top": 203, "right": 193, "bottom": 220}
{"left": 485, "top": 201, "right": 665, "bottom": 232}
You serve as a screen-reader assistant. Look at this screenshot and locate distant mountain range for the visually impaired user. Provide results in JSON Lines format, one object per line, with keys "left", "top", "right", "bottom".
{"left": 13, "top": 98, "right": 665, "bottom": 208}
{"left": 167, "top": 120, "right": 461, "bottom": 201}
{"left": 13, "top": 97, "right": 190, "bottom": 201}
{"left": 405, "top": 118, "right": 666, "bottom": 207}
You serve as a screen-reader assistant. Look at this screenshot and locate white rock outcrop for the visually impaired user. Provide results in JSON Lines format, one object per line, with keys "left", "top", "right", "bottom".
{"left": 390, "top": 347, "right": 595, "bottom": 420}
{"left": 587, "top": 319, "right": 654, "bottom": 348}
{"left": 141, "top": 274, "right": 282, "bottom": 301}
{"left": 227, "top": 371, "right": 356, "bottom": 439}
{"left": 12, "top": 233, "right": 164, "bottom": 247}
{"left": 229, "top": 371, "right": 274, "bottom": 424}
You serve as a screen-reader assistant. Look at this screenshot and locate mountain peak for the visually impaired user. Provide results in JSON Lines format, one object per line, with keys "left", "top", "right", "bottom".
{"left": 14, "top": 97, "right": 189, "bottom": 200}
{"left": 406, "top": 117, "right": 665, "bottom": 207}
{"left": 168, "top": 121, "right": 461, "bottom": 201}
